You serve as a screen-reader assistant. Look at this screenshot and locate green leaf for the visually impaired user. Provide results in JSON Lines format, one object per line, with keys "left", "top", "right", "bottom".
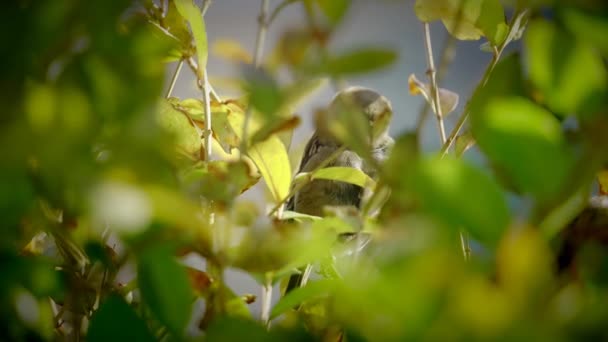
{"left": 277, "top": 77, "right": 328, "bottom": 117}
{"left": 315, "top": 0, "right": 350, "bottom": 24}
{"left": 174, "top": 0, "right": 208, "bottom": 74}
{"left": 562, "top": 8, "right": 608, "bottom": 58}
{"left": 415, "top": 0, "right": 507, "bottom": 43}
{"left": 476, "top": 0, "right": 507, "bottom": 45}
{"left": 281, "top": 210, "right": 322, "bottom": 221}
{"left": 247, "top": 135, "right": 292, "bottom": 204}
{"left": 243, "top": 66, "right": 283, "bottom": 118}
{"left": 180, "top": 160, "right": 259, "bottom": 204}
{"left": 407, "top": 156, "right": 510, "bottom": 246}
{"left": 321, "top": 48, "right": 397, "bottom": 76}
{"left": 526, "top": 18, "right": 606, "bottom": 116}
{"left": 472, "top": 96, "right": 575, "bottom": 203}
{"left": 312, "top": 166, "right": 375, "bottom": 188}
{"left": 174, "top": 98, "right": 242, "bottom": 153}
{"left": 137, "top": 245, "right": 193, "bottom": 336}
{"left": 157, "top": 99, "right": 201, "bottom": 159}
{"left": 271, "top": 279, "right": 338, "bottom": 319}
{"left": 88, "top": 296, "right": 154, "bottom": 342}
{"left": 206, "top": 317, "right": 277, "bottom": 342}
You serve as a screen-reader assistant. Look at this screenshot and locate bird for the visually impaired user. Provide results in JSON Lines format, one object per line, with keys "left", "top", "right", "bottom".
{"left": 284, "top": 86, "right": 394, "bottom": 295}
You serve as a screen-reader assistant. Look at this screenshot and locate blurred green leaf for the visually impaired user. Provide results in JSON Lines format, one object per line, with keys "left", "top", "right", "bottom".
{"left": 415, "top": 0, "right": 507, "bottom": 43}
{"left": 243, "top": 66, "right": 283, "bottom": 117}
{"left": 562, "top": 7, "right": 608, "bottom": 57}
{"left": 278, "top": 77, "right": 328, "bottom": 117}
{"left": 247, "top": 135, "right": 292, "bottom": 204}
{"left": 407, "top": 156, "right": 510, "bottom": 246}
{"left": 180, "top": 160, "right": 259, "bottom": 204}
{"left": 526, "top": 18, "right": 606, "bottom": 116}
{"left": 88, "top": 295, "right": 154, "bottom": 342}
{"left": 174, "top": 0, "right": 208, "bottom": 74}
{"left": 321, "top": 48, "right": 397, "bottom": 76}
{"left": 137, "top": 245, "right": 193, "bottom": 336}
{"left": 271, "top": 279, "right": 338, "bottom": 319}
{"left": 476, "top": 0, "right": 508, "bottom": 45}
{"left": 205, "top": 317, "right": 277, "bottom": 342}
{"left": 473, "top": 96, "right": 575, "bottom": 203}
{"left": 311, "top": 166, "right": 375, "bottom": 188}
{"left": 315, "top": 0, "right": 350, "bottom": 24}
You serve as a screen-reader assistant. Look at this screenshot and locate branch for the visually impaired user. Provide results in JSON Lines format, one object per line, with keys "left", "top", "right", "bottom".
{"left": 241, "top": 0, "right": 270, "bottom": 154}
{"left": 165, "top": 59, "right": 184, "bottom": 98}
{"left": 441, "top": 8, "right": 528, "bottom": 156}
{"left": 422, "top": 22, "right": 446, "bottom": 144}
{"left": 267, "top": 0, "right": 299, "bottom": 26}
{"left": 260, "top": 273, "right": 273, "bottom": 327}
{"left": 202, "top": 69, "right": 212, "bottom": 161}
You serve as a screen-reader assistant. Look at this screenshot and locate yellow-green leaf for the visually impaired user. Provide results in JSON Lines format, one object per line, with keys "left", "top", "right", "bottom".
{"left": 157, "top": 100, "right": 201, "bottom": 159}
{"left": 247, "top": 136, "right": 292, "bottom": 204}
{"left": 312, "top": 166, "right": 375, "bottom": 188}
{"left": 174, "top": 0, "right": 208, "bottom": 74}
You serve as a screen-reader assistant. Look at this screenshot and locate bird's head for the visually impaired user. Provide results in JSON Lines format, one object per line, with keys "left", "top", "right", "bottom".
{"left": 316, "top": 86, "right": 393, "bottom": 147}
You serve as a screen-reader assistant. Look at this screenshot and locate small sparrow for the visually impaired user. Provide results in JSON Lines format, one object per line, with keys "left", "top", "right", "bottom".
{"left": 284, "top": 86, "right": 394, "bottom": 294}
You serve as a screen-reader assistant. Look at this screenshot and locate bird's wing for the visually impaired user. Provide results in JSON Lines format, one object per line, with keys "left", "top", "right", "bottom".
{"left": 285, "top": 132, "right": 323, "bottom": 211}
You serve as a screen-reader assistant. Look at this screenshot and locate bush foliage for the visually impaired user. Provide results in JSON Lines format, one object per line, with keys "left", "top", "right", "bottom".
{"left": 2, "top": 0, "right": 608, "bottom": 341}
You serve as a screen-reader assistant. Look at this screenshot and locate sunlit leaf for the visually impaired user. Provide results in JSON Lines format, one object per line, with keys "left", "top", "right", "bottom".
{"left": 282, "top": 210, "right": 322, "bottom": 221}
{"left": 89, "top": 296, "right": 154, "bottom": 342}
{"left": 157, "top": 100, "right": 201, "bottom": 159}
{"left": 312, "top": 166, "right": 375, "bottom": 188}
{"left": 320, "top": 48, "right": 397, "bottom": 76}
{"left": 137, "top": 245, "right": 193, "bottom": 336}
{"left": 408, "top": 73, "right": 460, "bottom": 117}
{"left": 247, "top": 135, "right": 292, "bottom": 204}
{"left": 526, "top": 18, "right": 606, "bottom": 116}
{"left": 174, "top": 0, "right": 208, "bottom": 74}
{"left": 271, "top": 279, "right": 338, "bottom": 319}
{"left": 415, "top": 0, "right": 507, "bottom": 44}
{"left": 407, "top": 156, "right": 510, "bottom": 246}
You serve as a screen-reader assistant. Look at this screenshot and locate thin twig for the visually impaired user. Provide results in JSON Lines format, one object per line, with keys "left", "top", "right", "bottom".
{"left": 439, "top": 41, "right": 500, "bottom": 156}
{"left": 422, "top": 22, "right": 470, "bottom": 260}
{"left": 440, "top": 8, "right": 525, "bottom": 155}
{"left": 201, "top": 0, "right": 212, "bottom": 16}
{"left": 186, "top": 57, "right": 221, "bottom": 102}
{"left": 165, "top": 59, "right": 184, "bottom": 98}
{"left": 260, "top": 273, "right": 273, "bottom": 327}
{"left": 202, "top": 70, "right": 212, "bottom": 161}
{"left": 267, "top": 0, "right": 298, "bottom": 26}
{"left": 241, "top": 0, "right": 270, "bottom": 155}
{"left": 422, "top": 22, "right": 446, "bottom": 144}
